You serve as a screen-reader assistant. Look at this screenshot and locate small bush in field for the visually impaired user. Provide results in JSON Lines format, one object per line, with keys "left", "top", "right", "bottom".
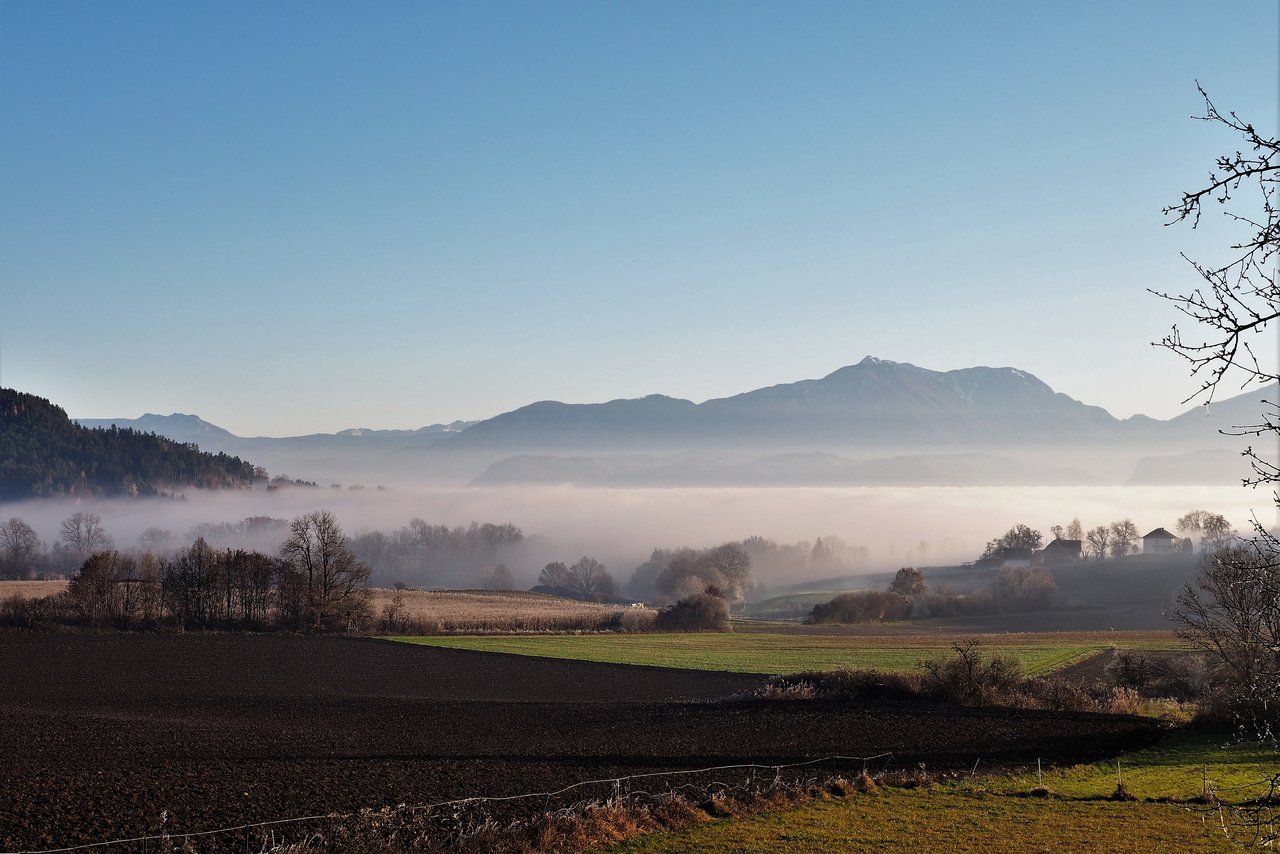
{"left": 1105, "top": 649, "right": 1158, "bottom": 690}
{"left": 920, "top": 641, "right": 1024, "bottom": 705}
{"left": 654, "top": 590, "right": 730, "bottom": 632}
{"left": 1025, "top": 678, "right": 1100, "bottom": 713}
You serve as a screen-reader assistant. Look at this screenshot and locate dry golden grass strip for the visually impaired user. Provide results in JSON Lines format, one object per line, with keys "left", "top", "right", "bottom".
{"left": 0, "top": 580, "right": 68, "bottom": 600}
{"left": 373, "top": 588, "right": 655, "bottom": 634}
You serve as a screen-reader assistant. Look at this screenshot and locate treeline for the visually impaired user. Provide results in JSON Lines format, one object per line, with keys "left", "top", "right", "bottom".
{"left": 0, "top": 389, "right": 260, "bottom": 500}
{"left": 350, "top": 521, "right": 525, "bottom": 588}
{"left": 807, "top": 565, "right": 1057, "bottom": 625}
{"left": 2, "top": 511, "right": 371, "bottom": 631}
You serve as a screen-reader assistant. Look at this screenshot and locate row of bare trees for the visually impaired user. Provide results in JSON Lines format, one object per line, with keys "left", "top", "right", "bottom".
{"left": 20, "top": 510, "right": 371, "bottom": 631}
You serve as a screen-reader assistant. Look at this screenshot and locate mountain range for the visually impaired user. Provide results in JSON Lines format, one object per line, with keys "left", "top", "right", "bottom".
{"left": 74, "top": 357, "right": 1276, "bottom": 488}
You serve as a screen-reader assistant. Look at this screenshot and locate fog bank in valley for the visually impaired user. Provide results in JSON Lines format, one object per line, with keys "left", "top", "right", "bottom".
{"left": 2, "top": 484, "right": 1265, "bottom": 592}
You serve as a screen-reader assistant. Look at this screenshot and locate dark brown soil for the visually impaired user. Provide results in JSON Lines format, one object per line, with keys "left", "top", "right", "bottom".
{"left": 0, "top": 634, "right": 1163, "bottom": 850}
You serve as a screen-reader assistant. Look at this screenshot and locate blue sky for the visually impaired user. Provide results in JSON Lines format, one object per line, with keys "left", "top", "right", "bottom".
{"left": 2, "top": 1, "right": 1276, "bottom": 435}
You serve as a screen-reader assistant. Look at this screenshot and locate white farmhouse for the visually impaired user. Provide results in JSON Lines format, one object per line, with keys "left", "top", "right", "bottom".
{"left": 1142, "top": 527, "right": 1179, "bottom": 555}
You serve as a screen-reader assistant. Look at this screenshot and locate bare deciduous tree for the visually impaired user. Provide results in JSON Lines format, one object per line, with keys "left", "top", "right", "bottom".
{"left": 889, "top": 567, "right": 928, "bottom": 598}
{"left": 1108, "top": 519, "right": 1139, "bottom": 557}
{"left": 138, "top": 527, "right": 173, "bottom": 552}
{"left": 1153, "top": 83, "right": 1279, "bottom": 491}
{"left": 1174, "top": 545, "right": 1279, "bottom": 699}
{"left": 1159, "top": 85, "right": 1279, "bottom": 845}
{"left": 59, "top": 512, "right": 111, "bottom": 556}
{"left": 703, "top": 543, "right": 752, "bottom": 603}
{"left": 566, "top": 556, "right": 616, "bottom": 601}
{"left": 1177, "top": 509, "right": 1235, "bottom": 551}
{"left": 0, "top": 517, "right": 40, "bottom": 578}
{"left": 280, "top": 510, "right": 371, "bottom": 630}
{"left": 480, "top": 563, "right": 515, "bottom": 590}
{"left": 68, "top": 551, "right": 140, "bottom": 627}
{"left": 537, "top": 561, "right": 572, "bottom": 589}
{"left": 981, "top": 524, "right": 1042, "bottom": 558}
{"left": 1, "top": 517, "right": 39, "bottom": 559}
{"left": 1085, "top": 526, "right": 1111, "bottom": 560}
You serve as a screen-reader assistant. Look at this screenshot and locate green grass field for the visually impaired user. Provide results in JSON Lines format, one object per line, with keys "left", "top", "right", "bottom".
{"left": 387, "top": 630, "right": 1183, "bottom": 677}
{"left": 608, "top": 733, "right": 1278, "bottom": 853}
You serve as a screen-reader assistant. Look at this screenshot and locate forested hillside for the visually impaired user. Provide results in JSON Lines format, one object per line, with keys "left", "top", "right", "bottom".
{"left": 0, "top": 389, "right": 260, "bottom": 499}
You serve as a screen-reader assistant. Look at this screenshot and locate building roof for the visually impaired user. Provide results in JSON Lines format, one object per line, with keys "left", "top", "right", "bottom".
{"left": 1043, "top": 538, "right": 1082, "bottom": 552}
{"left": 1143, "top": 527, "right": 1178, "bottom": 540}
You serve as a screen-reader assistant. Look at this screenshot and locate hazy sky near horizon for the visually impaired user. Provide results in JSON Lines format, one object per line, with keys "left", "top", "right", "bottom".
{"left": 2, "top": 1, "right": 1276, "bottom": 436}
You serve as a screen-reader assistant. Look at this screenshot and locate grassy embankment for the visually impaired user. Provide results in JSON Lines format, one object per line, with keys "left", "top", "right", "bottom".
{"left": 389, "top": 630, "right": 1183, "bottom": 676}
{"left": 607, "top": 733, "right": 1277, "bottom": 853}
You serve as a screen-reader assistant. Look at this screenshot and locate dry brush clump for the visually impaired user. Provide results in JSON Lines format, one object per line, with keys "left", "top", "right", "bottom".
{"left": 919, "top": 641, "right": 1024, "bottom": 705}
{"left": 738, "top": 642, "right": 1218, "bottom": 719}
{"left": 249, "top": 771, "right": 863, "bottom": 854}
{"left": 743, "top": 669, "right": 928, "bottom": 703}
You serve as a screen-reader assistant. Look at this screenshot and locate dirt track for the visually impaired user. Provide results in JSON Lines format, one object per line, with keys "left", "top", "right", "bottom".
{"left": 0, "top": 634, "right": 1163, "bottom": 850}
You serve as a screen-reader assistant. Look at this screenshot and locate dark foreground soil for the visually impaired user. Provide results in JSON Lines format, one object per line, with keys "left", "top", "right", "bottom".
{"left": 0, "top": 634, "right": 1163, "bottom": 850}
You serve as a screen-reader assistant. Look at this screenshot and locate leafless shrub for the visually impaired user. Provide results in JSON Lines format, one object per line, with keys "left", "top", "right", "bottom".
{"left": 1028, "top": 678, "right": 1101, "bottom": 713}
{"left": 738, "top": 669, "right": 922, "bottom": 704}
{"left": 757, "top": 680, "right": 818, "bottom": 701}
{"left": 1105, "top": 650, "right": 1158, "bottom": 690}
{"left": 0, "top": 593, "right": 30, "bottom": 628}
{"left": 920, "top": 641, "right": 1024, "bottom": 705}
{"left": 0, "top": 592, "right": 71, "bottom": 629}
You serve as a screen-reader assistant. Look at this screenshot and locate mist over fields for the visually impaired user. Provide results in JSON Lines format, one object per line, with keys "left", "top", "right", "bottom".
{"left": 17, "top": 361, "right": 1274, "bottom": 592}
{"left": 2, "top": 483, "right": 1263, "bottom": 591}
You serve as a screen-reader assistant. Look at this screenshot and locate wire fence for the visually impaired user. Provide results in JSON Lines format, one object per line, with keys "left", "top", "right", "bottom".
{"left": 5, "top": 753, "right": 1275, "bottom": 854}
{"left": 0, "top": 753, "right": 896, "bottom": 854}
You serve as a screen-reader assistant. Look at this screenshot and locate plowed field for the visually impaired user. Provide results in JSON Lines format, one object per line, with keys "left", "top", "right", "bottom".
{"left": 0, "top": 634, "right": 1163, "bottom": 850}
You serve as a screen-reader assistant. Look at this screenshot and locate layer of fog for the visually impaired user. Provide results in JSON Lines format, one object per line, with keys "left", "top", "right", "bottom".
{"left": 3, "top": 484, "right": 1268, "bottom": 592}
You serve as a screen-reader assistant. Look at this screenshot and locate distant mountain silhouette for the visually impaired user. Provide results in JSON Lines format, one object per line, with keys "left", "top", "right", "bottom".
{"left": 443, "top": 357, "right": 1185, "bottom": 452}
{"left": 76, "top": 413, "right": 239, "bottom": 448}
{"left": 74, "top": 361, "right": 1274, "bottom": 487}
